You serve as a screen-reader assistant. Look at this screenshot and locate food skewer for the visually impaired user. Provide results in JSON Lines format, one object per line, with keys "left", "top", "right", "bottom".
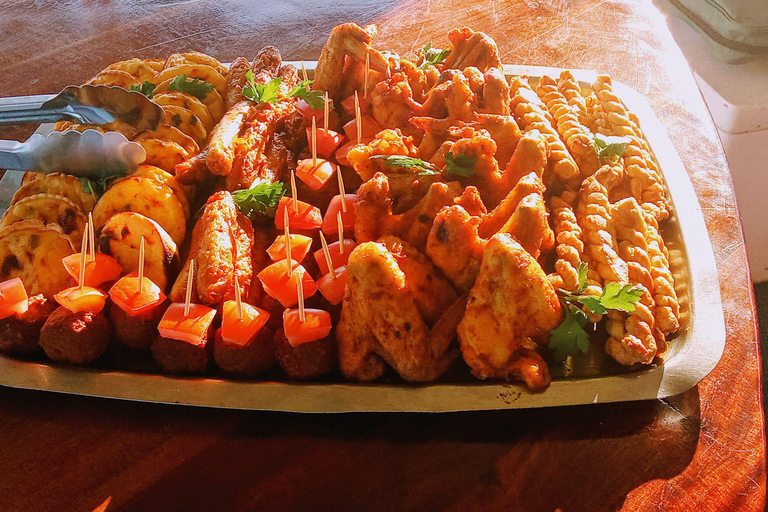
{"left": 337, "top": 167, "right": 347, "bottom": 213}
{"left": 184, "top": 259, "right": 194, "bottom": 317}
{"left": 354, "top": 91, "right": 362, "bottom": 144}
{"left": 137, "top": 236, "right": 145, "bottom": 294}
{"left": 290, "top": 169, "right": 299, "bottom": 214}
{"left": 88, "top": 212, "right": 95, "bottom": 261}
{"left": 78, "top": 223, "right": 88, "bottom": 291}
{"left": 234, "top": 274, "right": 243, "bottom": 321}
{"left": 311, "top": 115, "right": 317, "bottom": 169}
{"left": 337, "top": 211, "right": 345, "bottom": 255}
{"left": 296, "top": 270, "right": 305, "bottom": 322}
{"left": 284, "top": 206, "right": 292, "bottom": 277}
{"left": 319, "top": 232, "right": 337, "bottom": 280}
{"left": 364, "top": 53, "right": 369, "bottom": 100}
{"left": 301, "top": 61, "right": 309, "bottom": 83}
{"left": 323, "top": 91, "right": 329, "bottom": 133}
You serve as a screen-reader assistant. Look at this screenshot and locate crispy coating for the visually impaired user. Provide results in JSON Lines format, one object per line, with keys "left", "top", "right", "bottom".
{"left": 426, "top": 205, "right": 486, "bottom": 293}
{"left": 644, "top": 212, "right": 680, "bottom": 336}
{"left": 499, "top": 192, "right": 554, "bottom": 260}
{"left": 336, "top": 242, "right": 465, "bottom": 382}
{"left": 170, "top": 191, "right": 252, "bottom": 306}
{"left": 537, "top": 75, "right": 599, "bottom": 176}
{"left": 206, "top": 101, "right": 255, "bottom": 176}
{"left": 479, "top": 172, "right": 546, "bottom": 238}
{"left": 606, "top": 198, "right": 658, "bottom": 365}
{"left": 0, "top": 295, "right": 55, "bottom": 354}
{"left": 591, "top": 75, "right": 669, "bottom": 220}
{"left": 557, "top": 70, "right": 587, "bottom": 121}
{"left": 443, "top": 28, "right": 502, "bottom": 72}
{"left": 457, "top": 234, "right": 562, "bottom": 390}
{"left": 314, "top": 22, "right": 389, "bottom": 101}
{"left": 225, "top": 57, "right": 252, "bottom": 110}
{"left": 510, "top": 76, "right": 579, "bottom": 182}
{"left": 548, "top": 191, "right": 587, "bottom": 292}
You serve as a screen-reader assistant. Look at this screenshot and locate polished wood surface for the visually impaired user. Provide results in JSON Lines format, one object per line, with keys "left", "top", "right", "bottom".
{"left": 0, "top": 0, "right": 765, "bottom": 510}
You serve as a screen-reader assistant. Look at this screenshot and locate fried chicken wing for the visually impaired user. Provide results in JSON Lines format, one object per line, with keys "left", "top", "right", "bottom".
{"left": 426, "top": 205, "right": 486, "bottom": 292}
{"left": 313, "top": 23, "right": 389, "bottom": 101}
{"left": 336, "top": 241, "right": 465, "bottom": 382}
{"left": 443, "top": 28, "right": 502, "bottom": 72}
{"left": 457, "top": 233, "right": 562, "bottom": 390}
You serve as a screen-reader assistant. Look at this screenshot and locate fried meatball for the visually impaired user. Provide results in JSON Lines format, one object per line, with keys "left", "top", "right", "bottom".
{"left": 39, "top": 306, "right": 111, "bottom": 364}
{"left": 0, "top": 294, "right": 56, "bottom": 353}
{"left": 213, "top": 326, "right": 276, "bottom": 376}
{"left": 110, "top": 300, "right": 168, "bottom": 350}
{"left": 151, "top": 327, "right": 213, "bottom": 374}
{"left": 274, "top": 328, "right": 337, "bottom": 380}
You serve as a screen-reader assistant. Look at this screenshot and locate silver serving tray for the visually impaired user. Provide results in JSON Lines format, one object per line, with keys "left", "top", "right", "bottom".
{"left": 0, "top": 64, "right": 725, "bottom": 412}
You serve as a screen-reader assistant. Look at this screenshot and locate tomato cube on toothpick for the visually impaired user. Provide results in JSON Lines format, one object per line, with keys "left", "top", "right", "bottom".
{"left": 157, "top": 259, "right": 216, "bottom": 345}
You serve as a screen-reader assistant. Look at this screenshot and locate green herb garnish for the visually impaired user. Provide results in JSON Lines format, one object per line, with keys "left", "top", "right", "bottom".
{"left": 129, "top": 81, "right": 156, "bottom": 99}
{"left": 549, "top": 262, "right": 643, "bottom": 361}
{"left": 168, "top": 74, "right": 216, "bottom": 100}
{"left": 593, "top": 133, "right": 630, "bottom": 162}
{"left": 287, "top": 79, "right": 326, "bottom": 110}
{"left": 231, "top": 180, "right": 287, "bottom": 220}
{"left": 79, "top": 174, "right": 125, "bottom": 200}
{"left": 242, "top": 71, "right": 282, "bottom": 105}
{"left": 371, "top": 155, "right": 440, "bottom": 175}
{"left": 419, "top": 42, "right": 450, "bottom": 69}
{"left": 444, "top": 152, "right": 476, "bottom": 176}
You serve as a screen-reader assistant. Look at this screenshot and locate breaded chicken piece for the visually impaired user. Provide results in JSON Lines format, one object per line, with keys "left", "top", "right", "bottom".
{"left": 336, "top": 241, "right": 466, "bottom": 382}
{"left": 170, "top": 191, "right": 252, "bottom": 305}
{"left": 457, "top": 234, "right": 562, "bottom": 390}
{"left": 443, "top": 28, "right": 502, "bottom": 73}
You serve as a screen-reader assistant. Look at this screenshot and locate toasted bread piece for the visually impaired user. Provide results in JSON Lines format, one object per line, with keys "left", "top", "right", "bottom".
{"left": 0, "top": 220, "right": 75, "bottom": 298}
{"left": 98, "top": 212, "right": 179, "bottom": 291}
{"left": 87, "top": 69, "right": 141, "bottom": 88}
{"left": 153, "top": 64, "right": 227, "bottom": 97}
{"left": 92, "top": 176, "right": 187, "bottom": 245}
{"left": 130, "top": 164, "right": 191, "bottom": 218}
{"left": 154, "top": 77, "right": 225, "bottom": 122}
{"left": 153, "top": 91, "right": 214, "bottom": 132}
{"left": 161, "top": 104, "right": 208, "bottom": 146}
{"left": 164, "top": 52, "right": 227, "bottom": 76}
{"left": 104, "top": 58, "right": 163, "bottom": 82}
{"left": 135, "top": 138, "right": 189, "bottom": 175}
{"left": 134, "top": 124, "right": 199, "bottom": 156}
{"left": 12, "top": 173, "right": 96, "bottom": 212}
{"left": 0, "top": 193, "right": 86, "bottom": 243}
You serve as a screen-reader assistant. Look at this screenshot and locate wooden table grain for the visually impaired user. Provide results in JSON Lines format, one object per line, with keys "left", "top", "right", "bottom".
{"left": 0, "top": 0, "right": 764, "bottom": 510}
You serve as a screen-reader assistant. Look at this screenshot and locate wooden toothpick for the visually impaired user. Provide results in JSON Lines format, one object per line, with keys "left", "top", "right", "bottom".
{"left": 311, "top": 115, "right": 317, "bottom": 169}
{"left": 301, "top": 61, "right": 309, "bottom": 83}
{"left": 364, "top": 53, "right": 370, "bottom": 100}
{"left": 138, "top": 236, "right": 145, "bottom": 294}
{"left": 234, "top": 274, "right": 243, "bottom": 321}
{"left": 337, "top": 167, "right": 347, "bottom": 213}
{"left": 78, "top": 222, "right": 88, "bottom": 290}
{"left": 337, "top": 211, "right": 345, "bottom": 255}
{"left": 290, "top": 169, "right": 298, "bottom": 214}
{"left": 184, "top": 259, "right": 195, "bottom": 317}
{"left": 296, "top": 272, "right": 305, "bottom": 323}
{"left": 88, "top": 212, "right": 95, "bottom": 261}
{"left": 354, "top": 91, "right": 361, "bottom": 144}
{"left": 323, "top": 91, "right": 329, "bottom": 133}
{"left": 319, "top": 232, "right": 337, "bottom": 279}
{"left": 284, "top": 206, "right": 292, "bottom": 278}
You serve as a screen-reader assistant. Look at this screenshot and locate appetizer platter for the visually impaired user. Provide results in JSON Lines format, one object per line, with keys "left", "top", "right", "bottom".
{"left": 0, "top": 23, "right": 724, "bottom": 412}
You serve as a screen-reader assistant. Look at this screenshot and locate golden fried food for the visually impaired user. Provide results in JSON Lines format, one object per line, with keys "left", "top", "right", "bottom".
{"left": 426, "top": 205, "right": 486, "bottom": 292}
{"left": 206, "top": 101, "right": 255, "bottom": 176}
{"left": 98, "top": 212, "right": 179, "bottom": 292}
{"left": 12, "top": 173, "right": 96, "bottom": 212}
{"left": 0, "top": 221, "right": 75, "bottom": 299}
{"left": 336, "top": 241, "right": 465, "bottom": 382}
{"left": 442, "top": 27, "right": 501, "bottom": 72}
{"left": 130, "top": 164, "right": 191, "bottom": 218}
{"left": 92, "top": 176, "right": 187, "bottom": 245}
{"left": 457, "top": 234, "right": 562, "bottom": 390}
{"left": 0, "top": 193, "right": 85, "bottom": 243}
{"left": 153, "top": 90, "right": 214, "bottom": 132}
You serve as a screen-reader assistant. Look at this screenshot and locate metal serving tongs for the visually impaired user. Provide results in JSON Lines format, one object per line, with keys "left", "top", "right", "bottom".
{"left": 0, "top": 84, "right": 165, "bottom": 179}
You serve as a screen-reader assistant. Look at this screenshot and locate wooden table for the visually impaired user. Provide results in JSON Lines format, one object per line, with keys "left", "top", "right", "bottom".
{"left": 0, "top": 0, "right": 765, "bottom": 510}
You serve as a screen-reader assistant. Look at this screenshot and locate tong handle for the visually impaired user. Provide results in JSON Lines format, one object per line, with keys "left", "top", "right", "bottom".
{"left": 0, "top": 108, "right": 88, "bottom": 125}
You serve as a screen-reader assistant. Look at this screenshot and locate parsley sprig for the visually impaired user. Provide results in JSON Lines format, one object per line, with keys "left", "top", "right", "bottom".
{"left": 79, "top": 174, "right": 125, "bottom": 200}
{"left": 549, "top": 262, "right": 643, "bottom": 361}
{"left": 419, "top": 43, "right": 450, "bottom": 69}
{"left": 168, "top": 74, "right": 216, "bottom": 100}
{"left": 444, "top": 152, "right": 476, "bottom": 176}
{"left": 371, "top": 155, "right": 440, "bottom": 175}
{"left": 231, "top": 180, "right": 286, "bottom": 220}
{"left": 593, "top": 133, "right": 630, "bottom": 162}
{"left": 243, "top": 73, "right": 326, "bottom": 110}
{"left": 129, "top": 81, "right": 156, "bottom": 99}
